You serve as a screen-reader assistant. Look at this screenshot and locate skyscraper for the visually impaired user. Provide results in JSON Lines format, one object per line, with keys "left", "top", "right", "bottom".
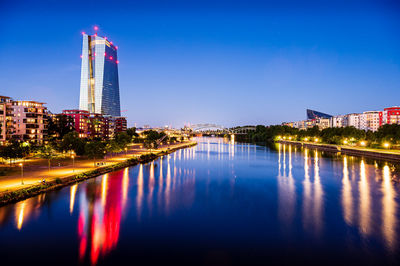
{"left": 79, "top": 32, "right": 121, "bottom": 116}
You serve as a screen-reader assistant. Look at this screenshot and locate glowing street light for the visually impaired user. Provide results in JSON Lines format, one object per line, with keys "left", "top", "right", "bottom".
{"left": 19, "top": 163, "right": 24, "bottom": 185}
{"left": 304, "top": 137, "right": 309, "bottom": 141}
{"left": 343, "top": 140, "right": 348, "bottom": 145}
{"left": 314, "top": 138, "right": 319, "bottom": 143}
{"left": 71, "top": 155, "right": 75, "bottom": 173}
{"left": 360, "top": 141, "right": 366, "bottom": 147}
{"left": 383, "top": 142, "right": 390, "bottom": 149}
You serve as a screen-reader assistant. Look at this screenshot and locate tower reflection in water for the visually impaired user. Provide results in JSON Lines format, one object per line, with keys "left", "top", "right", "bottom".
{"left": 77, "top": 168, "right": 129, "bottom": 264}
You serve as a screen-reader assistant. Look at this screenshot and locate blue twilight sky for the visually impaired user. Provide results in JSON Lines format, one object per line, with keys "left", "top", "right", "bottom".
{"left": 0, "top": 0, "right": 400, "bottom": 128}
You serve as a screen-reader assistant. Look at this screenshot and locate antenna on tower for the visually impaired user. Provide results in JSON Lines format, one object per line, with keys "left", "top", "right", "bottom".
{"left": 94, "top": 25, "right": 99, "bottom": 36}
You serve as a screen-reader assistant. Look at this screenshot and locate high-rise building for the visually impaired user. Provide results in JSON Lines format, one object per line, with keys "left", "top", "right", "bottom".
{"left": 79, "top": 32, "right": 121, "bottom": 117}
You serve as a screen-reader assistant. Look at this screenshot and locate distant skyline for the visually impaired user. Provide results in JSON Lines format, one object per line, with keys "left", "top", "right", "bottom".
{"left": 1, "top": 0, "right": 400, "bottom": 127}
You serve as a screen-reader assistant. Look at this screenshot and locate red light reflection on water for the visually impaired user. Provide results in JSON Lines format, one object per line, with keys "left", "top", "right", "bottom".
{"left": 77, "top": 168, "right": 128, "bottom": 265}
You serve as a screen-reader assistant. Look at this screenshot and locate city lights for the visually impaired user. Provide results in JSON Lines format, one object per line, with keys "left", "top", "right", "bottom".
{"left": 383, "top": 142, "right": 390, "bottom": 148}
{"left": 343, "top": 140, "right": 348, "bottom": 144}
{"left": 360, "top": 141, "right": 366, "bottom": 146}
{"left": 19, "top": 163, "right": 24, "bottom": 185}
{"left": 314, "top": 138, "right": 319, "bottom": 142}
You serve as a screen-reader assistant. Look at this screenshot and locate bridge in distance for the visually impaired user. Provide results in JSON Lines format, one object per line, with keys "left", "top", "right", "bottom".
{"left": 188, "top": 124, "right": 256, "bottom": 135}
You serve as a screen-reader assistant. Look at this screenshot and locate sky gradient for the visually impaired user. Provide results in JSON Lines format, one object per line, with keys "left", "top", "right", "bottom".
{"left": 1, "top": 0, "right": 399, "bottom": 127}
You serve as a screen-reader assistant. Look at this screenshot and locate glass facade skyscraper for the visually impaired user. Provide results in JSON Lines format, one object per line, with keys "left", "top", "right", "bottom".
{"left": 79, "top": 33, "right": 121, "bottom": 116}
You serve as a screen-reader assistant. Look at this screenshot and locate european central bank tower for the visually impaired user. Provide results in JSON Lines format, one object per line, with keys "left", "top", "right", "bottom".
{"left": 79, "top": 33, "right": 121, "bottom": 116}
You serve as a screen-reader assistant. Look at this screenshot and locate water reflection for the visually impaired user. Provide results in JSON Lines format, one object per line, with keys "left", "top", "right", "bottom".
{"left": 70, "top": 184, "right": 78, "bottom": 214}
{"left": 303, "top": 148, "right": 312, "bottom": 231}
{"left": 278, "top": 144, "right": 296, "bottom": 229}
{"left": 137, "top": 164, "right": 144, "bottom": 220}
{"left": 77, "top": 169, "right": 127, "bottom": 264}
{"left": 359, "top": 160, "right": 371, "bottom": 236}
{"left": 341, "top": 156, "right": 354, "bottom": 226}
{"left": 382, "top": 165, "right": 397, "bottom": 251}
{"left": 313, "top": 150, "right": 324, "bottom": 235}
{"left": 0, "top": 139, "right": 400, "bottom": 265}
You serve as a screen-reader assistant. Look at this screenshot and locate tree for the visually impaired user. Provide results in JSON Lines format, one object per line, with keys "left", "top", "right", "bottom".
{"left": 60, "top": 131, "right": 86, "bottom": 155}
{"left": 126, "top": 127, "right": 139, "bottom": 138}
{"left": 143, "top": 130, "right": 165, "bottom": 149}
{"left": 47, "top": 114, "right": 75, "bottom": 140}
{"left": 0, "top": 141, "right": 30, "bottom": 165}
{"left": 114, "top": 132, "right": 131, "bottom": 149}
{"left": 376, "top": 124, "right": 400, "bottom": 143}
{"left": 85, "top": 141, "right": 106, "bottom": 166}
{"left": 38, "top": 145, "right": 58, "bottom": 172}
{"left": 105, "top": 140, "right": 122, "bottom": 156}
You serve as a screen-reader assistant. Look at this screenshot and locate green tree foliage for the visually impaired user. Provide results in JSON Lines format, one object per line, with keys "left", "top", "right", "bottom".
{"left": 126, "top": 127, "right": 139, "bottom": 138}
{"left": 47, "top": 114, "right": 75, "bottom": 140}
{"left": 114, "top": 132, "right": 131, "bottom": 149}
{"left": 375, "top": 124, "right": 400, "bottom": 143}
{"left": 84, "top": 141, "right": 106, "bottom": 166}
{"left": 0, "top": 141, "right": 30, "bottom": 165}
{"left": 38, "top": 144, "right": 58, "bottom": 171}
{"left": 143, "top": 130, "right": 166, "bottom": 149}
{"left": 59, "top": 132, "right": 86, "bottom": 155}
{"left": 106, "top": 140, "right": 122, "bottom": 155}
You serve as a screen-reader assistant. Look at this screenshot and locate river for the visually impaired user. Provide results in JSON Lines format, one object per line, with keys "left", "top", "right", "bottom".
{"left": 0, "top": 137, "right": 399, "bottom": 265}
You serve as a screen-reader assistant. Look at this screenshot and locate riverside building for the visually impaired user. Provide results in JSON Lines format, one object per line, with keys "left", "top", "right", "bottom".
{"left": 11, "top": 100, "right": 48, "bottom": 143}
{"left": 0, "top": 96, "right": 13, "bottom": 144}
{"left": 79, "top": 31, "right": 121, "bottom": 117}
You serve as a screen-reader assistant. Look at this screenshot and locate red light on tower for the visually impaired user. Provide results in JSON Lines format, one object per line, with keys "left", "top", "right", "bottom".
{"left": 104, "top": 52, "right": 106, "bottom": 56}
{"left": 80, "top": 55, "right": 83, "bottom": 58}
{"left": 104, "top": 37, "right": 107, "bottom": 40}
{"left": 81, "top": 31, "right": 86, "bottom": 35}
{"left": 94, "top": 26, "right": 99, "bottom": 31}
{"left": 109, "top": 56, "right": 113, "bottom": 60}
{"left": 115, "top": 46, "right": 118, "bottom": 50}
{"left": 116, "top": 60, "right": 119, "bottom": 64}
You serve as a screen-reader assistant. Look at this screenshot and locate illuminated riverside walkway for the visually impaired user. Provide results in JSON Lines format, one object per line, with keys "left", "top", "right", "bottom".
{"left": 0, "top": 142, "right": 194, "bottom": 193}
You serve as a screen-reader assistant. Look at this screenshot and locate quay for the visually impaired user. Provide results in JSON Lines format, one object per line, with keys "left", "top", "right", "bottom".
{"left": 0, "top": 141, "right": 197, "bottom": 206}
{"left": 278, "top": 140, "right": 400, "bottom": 162}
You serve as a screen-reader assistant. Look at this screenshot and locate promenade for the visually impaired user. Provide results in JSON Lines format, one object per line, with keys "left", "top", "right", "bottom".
{"left": 278, "top": 140, "right": 400, "bottom": 161}
{"left": 0, "top": 142, "right": 195, "bottom": 193}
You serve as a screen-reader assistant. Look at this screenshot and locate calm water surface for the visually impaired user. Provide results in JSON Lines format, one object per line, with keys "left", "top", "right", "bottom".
{"left": 1, "top": 137, "right": 400, "bottom": 265}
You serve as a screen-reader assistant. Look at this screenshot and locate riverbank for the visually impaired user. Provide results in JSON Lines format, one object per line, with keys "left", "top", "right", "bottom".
{"left": 278, "top": 140, "right": 400, "bottom": 162}
{"left": 0, "top": 141, "right": 197, "bottom": 206}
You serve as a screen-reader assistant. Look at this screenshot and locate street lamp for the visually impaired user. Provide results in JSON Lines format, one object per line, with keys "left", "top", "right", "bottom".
{"left": 71, "top": 155, "right": 75, "bottom": 173}
{"left": 19, "top": 163, "right": 24, "bottom": 185}
{"left": 360, "top": 141, "right": 366, "bottom": 147}
{"left": 314, "top": 138, "right": 319, "bottom": 143}
{"left": 343, "top": 140, "right": 348, "bottom": 145}
{"left": 384, "top": 142, "right": 390, "bottom": 149}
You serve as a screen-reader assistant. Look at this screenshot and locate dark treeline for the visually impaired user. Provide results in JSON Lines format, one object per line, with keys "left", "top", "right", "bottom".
{"left": 236, "top": 124, "right": 400, "bottom": 149}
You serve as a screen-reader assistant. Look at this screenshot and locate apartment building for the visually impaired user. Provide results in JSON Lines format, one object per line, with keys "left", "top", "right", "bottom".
{"left": 11, "top": 100, "right": 48, "bottom": 143}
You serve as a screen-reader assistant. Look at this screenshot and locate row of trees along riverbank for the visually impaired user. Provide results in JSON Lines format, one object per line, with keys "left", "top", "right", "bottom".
{"left": 235, "top": 124, "right": 400, "bottom": 150}
{"left": 0, "top": 126, "right": 184, "bottom": 174}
